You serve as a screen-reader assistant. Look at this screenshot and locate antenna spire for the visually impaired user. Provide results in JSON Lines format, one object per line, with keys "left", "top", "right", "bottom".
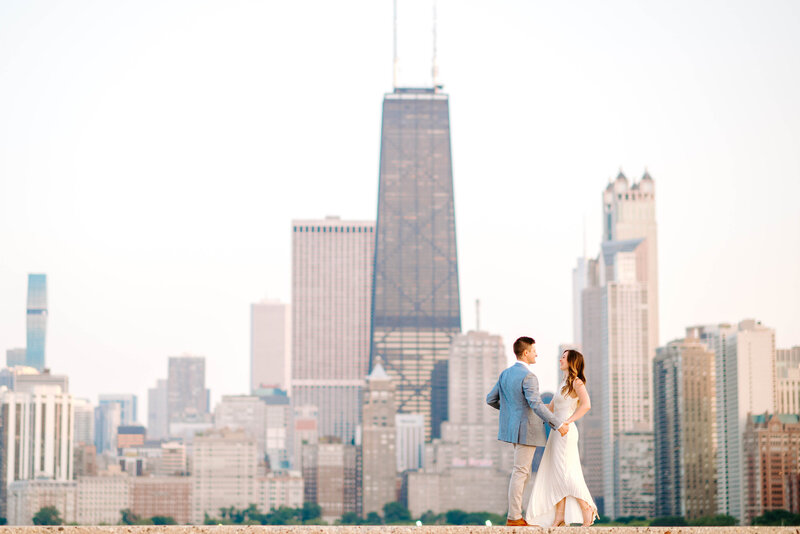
{"left": 392, "top": 0, "right": 398, "bottom": 89}
{"left": 432, "top": 0, "right": 439, "bottom": 89}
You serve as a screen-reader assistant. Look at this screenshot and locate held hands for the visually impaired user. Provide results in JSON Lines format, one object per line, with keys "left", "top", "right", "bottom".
{"left": 557, "top": 423, "right": 569, "bottom": 437}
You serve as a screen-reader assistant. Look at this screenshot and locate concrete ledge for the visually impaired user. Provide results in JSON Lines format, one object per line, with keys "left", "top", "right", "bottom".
{"left": 0, "top": 528, "right": 798, "bottom": 533}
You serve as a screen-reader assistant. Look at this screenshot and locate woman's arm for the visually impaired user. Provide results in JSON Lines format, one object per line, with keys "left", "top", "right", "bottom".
{"left": 564, "top": 379, "right": 591, "bottom": 424}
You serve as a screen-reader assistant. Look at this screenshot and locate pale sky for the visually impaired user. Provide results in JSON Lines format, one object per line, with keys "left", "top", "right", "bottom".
{"left": 1, "top": 1, "right": 798, "bottom": 423}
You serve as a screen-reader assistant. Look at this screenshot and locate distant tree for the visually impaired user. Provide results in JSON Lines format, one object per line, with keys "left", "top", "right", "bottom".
{"left": 594, "top": 515, "right": 612, "bottom": 524}
{"left": 339, "top": 512, "right": 362, "bottom": 525}
{"left": 32, "top": 506, "right": 63, "bottom": 526}
{"left": 301, "top": 502, "right": 322, "bottom": 521}
{"left": 364, "top": 511, "right": 383, "bottom": 525}
{"left": 0, "top": 517, "right": 6, "bottom": 525}
{"left": 615, "top": 515, "right": 647, "bottom": 524}
{"left": 650, "top": 516, "right": 688, "bottom": 526}
{"left": 383, "top": 502, "right": 412, "bottom": 523}
{"left": 752, "top": 510, "right": 800, "bottom": 526}
{"left": 689, "top": 514, "right": 737, "bottom": 526}
{"left": 418, "top": 510, "right": 442, "bottom": 525}
{"left": 151, "top": 516, "right": 177, "bottom": 525}
{"left": 266, "top": 506, "right": 300, "bottom": 525}
{"left": 445, "top": 509, "right": 468, "bottom": 525}
{"left": 120, "top": 509, "right": 139, "bottom": 525}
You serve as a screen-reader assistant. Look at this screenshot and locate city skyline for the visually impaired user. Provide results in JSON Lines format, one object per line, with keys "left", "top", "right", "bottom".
{"left": 1, "top": 0, "right": 799, "bottom": 416}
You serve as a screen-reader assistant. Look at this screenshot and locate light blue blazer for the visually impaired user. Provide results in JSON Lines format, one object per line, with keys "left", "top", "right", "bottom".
{"left": 486, "top": 361, "right": 564, "bottom": 447}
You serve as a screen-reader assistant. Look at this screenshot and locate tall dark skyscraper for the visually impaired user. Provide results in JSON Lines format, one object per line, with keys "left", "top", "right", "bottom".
{"left": 25, "top": 273, "right": 47, "bottom": 370}
{"left": 370, "top": 87, "right": 461, "bottom": 440}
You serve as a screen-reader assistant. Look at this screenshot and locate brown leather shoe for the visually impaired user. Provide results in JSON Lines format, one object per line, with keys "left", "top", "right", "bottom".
{"left": 506, "top": 518, "right": 529, "bottom": 526}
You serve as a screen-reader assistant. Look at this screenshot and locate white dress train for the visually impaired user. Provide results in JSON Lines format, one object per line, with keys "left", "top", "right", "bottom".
{"left": 525, "top": 382, "right": 597, "bottom": 526}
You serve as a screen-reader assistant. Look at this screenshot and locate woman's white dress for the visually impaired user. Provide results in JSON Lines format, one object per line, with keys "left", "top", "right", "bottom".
{"left": 525, "top": 381, "right": 597, "bottom": 526}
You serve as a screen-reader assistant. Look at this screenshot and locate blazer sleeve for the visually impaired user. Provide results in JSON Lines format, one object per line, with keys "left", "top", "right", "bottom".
{"left": 486, "top": 381, "right": 501, "bottom": 410}
{"left": 522, "top": 373, "right": 563, "bottom": 429}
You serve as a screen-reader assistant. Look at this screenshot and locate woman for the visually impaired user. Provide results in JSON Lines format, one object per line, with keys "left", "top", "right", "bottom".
{"left": 525, "top": 349, "right": 598, "bottom": 526}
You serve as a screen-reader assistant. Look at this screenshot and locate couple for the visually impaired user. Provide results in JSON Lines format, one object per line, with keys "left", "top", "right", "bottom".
{"left": 487, "top": 336, "right": 598, "bottom": 527}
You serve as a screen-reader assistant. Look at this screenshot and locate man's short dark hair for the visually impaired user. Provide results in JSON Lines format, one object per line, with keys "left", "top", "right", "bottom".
{"left": 513, "top": 336, "right": 535, "bottom": 358}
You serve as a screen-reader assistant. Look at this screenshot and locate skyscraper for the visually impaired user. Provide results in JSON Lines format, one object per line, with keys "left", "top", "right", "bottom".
{"left": 370, "top": 87, "right": 461, "bottom": 440}
{"left": 25, "top": 274, "right": 47, "bottom": 370}
{"left": 98, "top": 394, "right": 137, "bottom": 426}
{"left": 439, "top": 330, "right": 508, "bottom": 468}
{"left": 250, "top": 299, "right": 291, "bottom": 393}
{"left": 291, "top": 217, "right": 374, "bottom": 443}
{"left": 0, "top": 387, "right": 74, "bottom": 517}
{"left": 5, "top": 348, "right": 26, "bottom": 368}
{"left": 361, "top": 364, "right": 397, "bottom": 515}
{"left": 147, "top": 379, "right": 168, "bottom": 440}
{"left": 167, "top": 355, "right": 209, "bottom": 423}
{"left": 653, "top": 335, "right": 717, "bottom": 519}
{"left": 742, "top": 413, "right": 800, "bottom": 523}
{"left": 692, "top": 320, "right": 776, "bottom": 522}
{"left": 776, "top": 346, "right": 800, "bottom": 415}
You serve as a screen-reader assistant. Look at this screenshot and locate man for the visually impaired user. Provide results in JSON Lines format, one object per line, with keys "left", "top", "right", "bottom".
{"left": 487, "top": 336, "right": 568, "bottom": 527}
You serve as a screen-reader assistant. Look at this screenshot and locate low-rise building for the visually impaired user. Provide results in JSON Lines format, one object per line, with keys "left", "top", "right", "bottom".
{"left": 258, "top": 471, "right": 303, "bottom": 512}
{"left": 76, "top": 475, "right": 129, "bottom": 525}
{"left": 6, "top": 480, "right": 77, "bottom": 525}
{"left": 406, "top": 466, "right": 508, "bottom": 517}
{"left": 131, "top": 476, "right": 192, "bottom": 524}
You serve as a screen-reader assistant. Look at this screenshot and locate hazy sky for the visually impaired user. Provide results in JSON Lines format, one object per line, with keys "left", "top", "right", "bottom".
{"left": 1, "top": 1, "right": 798, "bottom": 422}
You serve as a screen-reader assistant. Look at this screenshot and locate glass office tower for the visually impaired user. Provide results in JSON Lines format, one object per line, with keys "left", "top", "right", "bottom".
{"left": 26, "top": 274, "right": 47, "bottom": 370}
{"left": 370, "top": 87, "right": 461, "bottom": 440}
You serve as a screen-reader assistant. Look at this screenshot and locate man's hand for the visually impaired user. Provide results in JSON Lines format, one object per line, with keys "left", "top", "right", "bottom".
{"left": 557, "top": 423, "right": 569, "bottom": 437}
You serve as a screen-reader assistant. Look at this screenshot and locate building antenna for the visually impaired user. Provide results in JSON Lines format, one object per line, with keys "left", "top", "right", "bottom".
{"left": 582, "top": 214, "right": 587, "bottom": 258}
{"left": 432, "top": 0, "right": 439, "bottom": 90}
{"left": 393, "top": 0, "right": 399, "bottom": 89}
{"left": 476, "top": 299, "right": 481, "bottom": 331}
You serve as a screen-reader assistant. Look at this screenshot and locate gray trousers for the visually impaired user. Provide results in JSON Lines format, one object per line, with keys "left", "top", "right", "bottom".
{"left": 507, "top": 443, "right": 536, "bottom": 520}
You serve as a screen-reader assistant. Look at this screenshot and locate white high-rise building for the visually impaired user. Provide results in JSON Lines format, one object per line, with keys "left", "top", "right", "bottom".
{"left": 147, "top": 379, "right": 168, "bottom": 440}
{"left": 395, "top": 413, "right": 424, "bottom": 473}
{"left": 691, "top": 320, "right": 776, "bottom": 522}
{"left": 576, "top": 170, "right": 658, "bottom": 518}
{"left": 602, "top": 170, "right": 659, "bottom": 357}
{"left": 292, "top": 405, "right": 318, "bottom": 470}
{"left": 251, "top": 300, "right": 291, "bottom": 393}
{"left": 291, "top": 217, "right": 374, "bottom": 442}
{"left": 599, "top": 237, "right": 651, "bottom": 519}
{"left": 776, "top": 346, "right": 800, "bottom": 415}
{"left": 0, "top": 386, "right": 74, "bottom": 519}
{"left": 191, "top": 429, "right": 258, "bottom": 524}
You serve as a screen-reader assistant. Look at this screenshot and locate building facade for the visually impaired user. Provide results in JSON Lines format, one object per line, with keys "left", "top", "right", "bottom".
{"left": 743, "top": 413, "right": 800, "bottom": 523}
{"left": 6, "top": 480, "right": 76, "bottom": 525}
{"left": 361, "top": 364, "right": 397, "bottom": 515}
{"left": 693, "top": 320, "right": 776, "bottom": 522}
{"left": 776, "top": 347, "right": 800, "bottom": 416}
{"left": 168, "top": 355, "right": 209, "bottom": 424}
{"left": 190, "top": 429, "right": 258, "bottom": 524}
{"left": 25, "top": 274, "right": 47, "bottom": 371}
{"left": 147, "top": 379, "right": 168, "bottom": 440}
{"left": 301, "top": 438, "right": 358, "bottom": 523}
{"left": 131, "top": 476, "right": 192, "bottom": 524}
{"left": 292, "top": 217, "right": 374, "bottom": 443}
{"left": 0, "top": 387, "right": 74, "bottom": 518}
{"left": 76, "top": 475, "right": 129, "bottom": 525}
{"left": 251, "top": 300, "right": 291, "bottom": 393}
{"left": 370, "top": 87, "right": 461, "bottom": 440}
{"left": 396, "top": 413, "right": 424, "bottom": 473}
{"left": 653, "top": 336, "right": 717, "bottom": 519}
{"left": 614, "top": 427, "right": 655, "bottom": 518}
{"left": 98, "top": 394, "right": 138, "bottom": 426}
{"left": 257, "top": 471, "right": 304, "bottom": 513}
